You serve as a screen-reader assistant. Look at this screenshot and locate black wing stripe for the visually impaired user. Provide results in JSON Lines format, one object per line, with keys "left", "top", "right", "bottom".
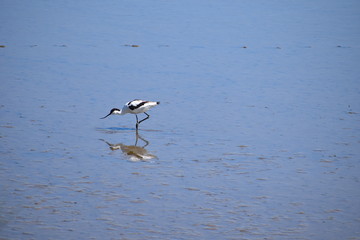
{"left": 128, "top": 101, "right": 148, "bottom": 110}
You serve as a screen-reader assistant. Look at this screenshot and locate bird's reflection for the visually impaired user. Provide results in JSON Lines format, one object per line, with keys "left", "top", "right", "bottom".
{"left": 101, "top": 132, "right": 157, "bottom": 162}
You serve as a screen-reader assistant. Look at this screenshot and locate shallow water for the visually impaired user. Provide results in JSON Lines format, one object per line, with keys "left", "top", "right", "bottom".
{"left": 1, "top": 1, "right": 360, "bottom": 239}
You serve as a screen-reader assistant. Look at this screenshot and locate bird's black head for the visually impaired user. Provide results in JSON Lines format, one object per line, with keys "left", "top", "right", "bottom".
{"left": 100, "top": 108, "right": 121, "bottom": 119}
{"left": 110, "top": 108, "right": 120, "bottom": 113}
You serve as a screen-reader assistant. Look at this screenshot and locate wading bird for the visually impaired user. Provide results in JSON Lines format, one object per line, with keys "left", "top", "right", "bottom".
{"left": 100, "top": 99, "right": 160, "bottom": 130}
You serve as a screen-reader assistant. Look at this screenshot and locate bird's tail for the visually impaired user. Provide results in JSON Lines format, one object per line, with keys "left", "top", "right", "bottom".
{"left": 148, "top": 101, "right": 159, "bottom": 106}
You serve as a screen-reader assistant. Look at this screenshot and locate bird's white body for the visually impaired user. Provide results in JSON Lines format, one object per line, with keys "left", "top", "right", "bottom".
{"left": 116, "top": 100, "right": 159, "bottom": 115}
{"left": 101, "top": 99, "right": 160, "bottom": 130}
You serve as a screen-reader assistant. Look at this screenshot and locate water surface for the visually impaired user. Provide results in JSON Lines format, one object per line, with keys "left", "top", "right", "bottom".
{"left": 1, "top": 1, "right": 360, "bottom": 239}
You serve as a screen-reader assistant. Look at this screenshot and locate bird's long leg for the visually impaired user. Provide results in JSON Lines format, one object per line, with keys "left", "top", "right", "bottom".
{"left": 138, "top": 112, "right": 150, "bottom": 124}
{"left": 135, "top": 113, "right": 150, "bottom": 130}
{"left": 135, "top": 115, "right": 139, "bottom": 130}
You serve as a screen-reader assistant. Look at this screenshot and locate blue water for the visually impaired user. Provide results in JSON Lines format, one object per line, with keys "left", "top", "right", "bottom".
{"left": 1, "top": 1, "right": 360, "bottom": 239}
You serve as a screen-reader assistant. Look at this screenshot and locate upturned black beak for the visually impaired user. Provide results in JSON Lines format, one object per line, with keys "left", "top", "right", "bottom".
{"left": 100, "top": 112, "right": 112, "bottom": 119}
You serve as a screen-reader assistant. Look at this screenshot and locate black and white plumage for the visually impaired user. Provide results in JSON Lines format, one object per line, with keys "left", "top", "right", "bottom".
{"left": 101, "top": 99, "right": 160, "bottom": 130}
